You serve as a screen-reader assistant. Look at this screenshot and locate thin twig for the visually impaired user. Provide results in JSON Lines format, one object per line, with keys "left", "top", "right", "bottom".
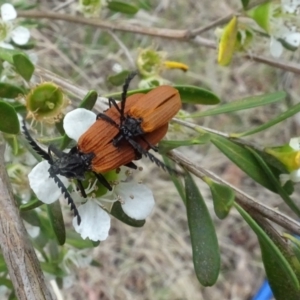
{"left": 17, "top": 10, "right": 188, "bottom": 40}
{"left": 0, "top": 142, "right": 54, "bottom": 300}
{"left": 168, "top": 150, "right": 300, "bottom": 236}
{"left": 18, "top": 10, "right": 300, "bottom": 75}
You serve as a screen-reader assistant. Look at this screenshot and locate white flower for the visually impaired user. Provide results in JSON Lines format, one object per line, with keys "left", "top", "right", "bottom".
{"left": 268, "top": 1, "right": 300, "bottom": 57}
{"left": 281, "top": 0, "right": 300, "bottom": 14}
{"left": 0, "top": 3, "right": 30, "bottom": 48}
{"left": 27, "top": 108, "right": 156, "bottom": 242}
{"left": 28, "top": 160, "right": 70, "bottom": 204}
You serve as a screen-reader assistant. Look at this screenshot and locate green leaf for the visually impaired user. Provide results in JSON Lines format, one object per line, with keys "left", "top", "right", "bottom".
{"left": 108, "top": 70, "right": 131, "bottom": 86}
{"left": 185, "top": 171, "right": 220, "bottom": 286}
{"left": 0, "top": 278, "right": 12, "bottom": 289}
{"left": 163, "top": 156, "right": 185, "bottom": 203}
{"left": 241, "top": 0, "right": 250, "bottom": 9}
{"left": 174, "top": 86, "right": 220, "bottom": 104}
{"left": 106, "top": 85, "right": 220, "bottom": 105}
{"left": 79, "top": 90, "right": 98, "bottom": 110}
{"left": 66, "top": 231, "right": 97, "bottom": 249}
{"left": 0, "top": 82, "right": 24, "bottom": 98}
{"left": 0, "top": 254, "right": 8, "bottom": 273}
{"left": 111, "top": 201, "right": 146, "bottom": 227}
{"left": 247, "top": 147, "right": 300, "bottom": 217}
{"left": 207, "top": 179, "right": 235, "bottom": 219}
{"left": 0, "top": 48, "right": 18, "bottom": 64}
{"left": 0, "top": 101, "right": 19, "bottom": 134}
{"left": 20, "top": 210, "right": 41, "bottom": 227}
{"left": 232, "top": 101, "right": 300, "bottom": 137}
{"left": 187, "top": 91, "right": 286, "bottom": 118}
{"left": 235, "top": 203, "right": 300, "bottom": 299}
{"left": 13, "top": 53, "right": 34, "bottom": 81}
{"left": 247, "top": 2, "right": 272, "bottom": 33}
{"left": 211, "top": 133, "right": 291, "bottom": 193}
{"left": 107, "top": 1, "right": 139, "bottom": 14}
{"left": 20, "top": 198, "right": 43, "bottom": 211}
{"left": 159, "top": 134, "right": 210, "bottom": 154}
{"left": 47, "top": 202, "right": 66, "bottom": 246}
{"left": 41, "top": 262, "right": 66, "bottom": 277}
{"left": 211, "top": 134, "right": 284, "bottom": 194}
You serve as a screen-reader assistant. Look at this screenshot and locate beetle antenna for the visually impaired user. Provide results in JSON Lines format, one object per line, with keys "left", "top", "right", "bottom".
{"left": 52, "top": 174, "right": 81, "bottom": 225}
{"left": 127, "top": 139, "right": 180, "bottom": 176}
{"left": 22, "top": 120, "right": 51, "bottom": 162}
{"left": 120, "top": 71, "right": 138, "bottom": 125}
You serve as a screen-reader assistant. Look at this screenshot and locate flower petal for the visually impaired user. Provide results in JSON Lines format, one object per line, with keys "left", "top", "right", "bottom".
{"left": 1, "top": 3, "right": 17, "bottom": 21}
{"left": 73, "top": 201, "right": 110, "bottom": 241}
{"left": 289, "top": 137, "right": 300, "bottom": 150}
{"left": 0, "top": 41, "right": 14, "bottom": 49}
{"left": 11, "top": 26, "right": 30, "bottom": 45}
{"left": 63, "top": 108, "right": 96, "bottom": 142}
{"left": 28, "top": 161, "right": 69, "bottom": 204}
{"left": 289, "top": 169, "right": 300, "bottom": 182}
{"left": 270, "top": 37, "right": 283, "bottom": 57}
{"left": 284, "top": 32, "right": 300, "bottom": 48}
{"left": 116, "top": 182, "right": 155, "bottom": 220}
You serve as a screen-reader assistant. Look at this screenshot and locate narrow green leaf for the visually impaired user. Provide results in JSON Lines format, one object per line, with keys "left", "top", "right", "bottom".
{"left": 0, "top": 101, "right": 19, "bottom": 134}
{"left": 187, "top": 91, "right": 286, "bottom": 118}
{"left": 0, "top": 48, "right": 18, "bottom": 64}
{"left": 211, "top": 134, "right": 278, "bottom": 193}
{"left": 79, "top": 90, "right": 98, "bottom": 110}
{"left": 20, "top": 198, "right": 43, "bottom": 211}
{"left": 233, "top": 101, "right": 300, "bottom": 137}
{"left": 20, "top": 210, "right": 41, "bottom": 227}
{"left": 47, "top": 202, "right": 66, "bottom": 246}
{"left": 0, "top": 254, "right": 8, "bottom": 273}
{"left": 207, "top": 179, "right": 235, "bottom": 219}
{"left": 0, "top": 82, "right": 24, "bottom": 98}
{"left": 185, "top": 171, "right": 220, "bottom": 286}
{"left": 247, "top": 147, "right": 300, "bottom": 217}
{"left": 241, "top": 0, "right": 250, "bottom": 9}
{"left": 13, "top": 53, "right": 34, "bottom": 81}
{"left": 235, "top": 203, "right": 300, "bottom": 299}
{"left": 106, "top": 85, "right": 220, "bottom": 104}
{"left": 66, "top": 231, "right": 97, "bottom": 249}
{"left": 163, "top": 156, "right": 185, "bottom": 203}
{"left": 111, "top": 201, "right": 146, "bottom": 227}
{"left": 174, "top": 86, "right": 220, "bottom": 104}
{"left": 108, "top": 70, "right": 130, "bottom": 86}
{"left": 0, "top": 278, "right": 12, "bottom": 289}
{"left": 283, "top": 234, "right": 300, "bottom": 269}
{"left": 41, "top": 262, "right": 66, "bottom": 277}
{"left": 107, "top": 1, "right": 139, "bottom": 14}
{"left": 159, "top": 134, "right": 210, "bottom": 154}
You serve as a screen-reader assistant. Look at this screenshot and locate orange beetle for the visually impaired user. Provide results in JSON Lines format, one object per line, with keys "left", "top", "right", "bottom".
{"left": 23, "top": 77, "right": 181, "bottom": 224}
{"left": 96, "top": 72, "right": 181, "bottom": 153}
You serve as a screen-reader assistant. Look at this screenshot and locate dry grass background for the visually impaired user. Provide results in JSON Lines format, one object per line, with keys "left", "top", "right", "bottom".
{"left": 22, "top": 0, "right": 300, "bottom": 299}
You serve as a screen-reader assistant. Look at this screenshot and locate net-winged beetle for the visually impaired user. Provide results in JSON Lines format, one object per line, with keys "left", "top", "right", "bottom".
{"left": 96, "top": 72, "right": 182, "bottom": 173}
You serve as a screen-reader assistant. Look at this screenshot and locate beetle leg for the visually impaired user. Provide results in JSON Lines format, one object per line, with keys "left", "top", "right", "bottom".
{"left": 126, "top": 138, "right": 179, "bottom": 176}
{"left": 22, "top": 120, "right": 52, "bottom": 162}
{"left": 93, "top": 172, "right": 113, "bottom": 191}
{"left": 52, "top": 174, "right": 81, "bottom": 225}
{"left": 97, "top": 113, "right": 119, "bottom": 128}
{"left": 140, "top": 136, "right": 158, "bottom": 152}
{"left": 124, "top": 162, "right": 138, "bottom": 169}
{"left": 76, "top": 180, "right": 87, "bottom": 198}
{"left": 108, "top": 97, "right": 121, "bottom": 112}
